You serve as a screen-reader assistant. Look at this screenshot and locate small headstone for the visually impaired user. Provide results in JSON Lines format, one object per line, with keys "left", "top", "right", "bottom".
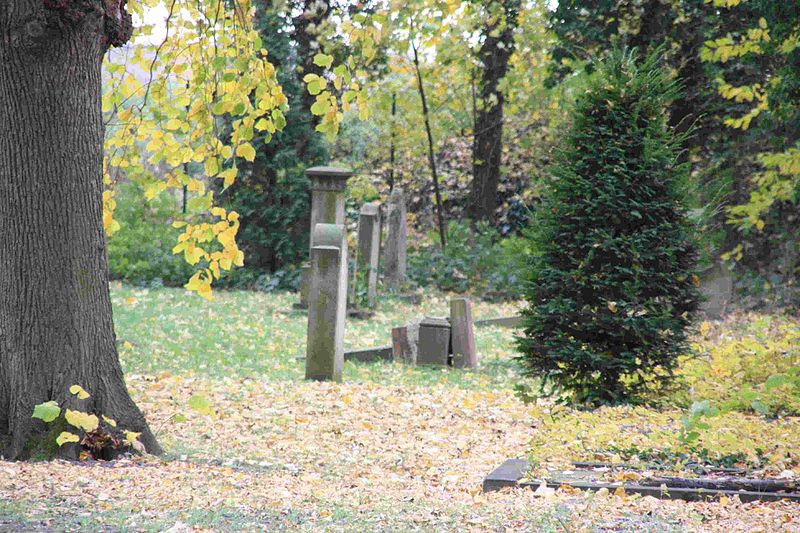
{"left": 699, "top": 261, "right": 734, "bottom": 319}
{"left": 356, "top": 203, "right": 381, "bottom": 308}
{"left": 392, "top": 325, "right": 416, "bottom": 365}
{"left": 384, "top": 187, "right": 407, "bottom": 290}
{"left": 417, "top": 317, "right": 451, "bottom": 365}
{"left": 305, "top": 223, "right": 348, "bottom": 382}
{"left": 450, "top": 298, "right": 477, "bottom": 369}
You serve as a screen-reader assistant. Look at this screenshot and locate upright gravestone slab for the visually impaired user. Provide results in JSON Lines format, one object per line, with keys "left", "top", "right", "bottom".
{"left": 699, "top": 261, "right": 734, "bottom": 319}
{"left": 356, "top": 203, "right": 381, "bottom": 307}
{"left": 392, "top": 322, "right": 419, "bottom": 365}
{"left": 417, "top": 317, "right": 451, "bottom": 366}
{"left": 306, "top": 224, "right": 348, "bottom": 382}
{"left": 450, "top": 298, "right": 477, "bottom": 369}
{"left": 299, "top": 166, "right": 353, "bottom": 307}
{"left": 384, "top": 187, "right": 407, "bottom": 290}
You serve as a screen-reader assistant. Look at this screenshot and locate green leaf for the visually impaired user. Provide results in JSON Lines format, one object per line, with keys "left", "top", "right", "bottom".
{"left": 188, "top": 394, "right": 214, "bottom": 416}
{"left": 313, "top": 53, "right": 333, "bottom": 69}
{"left": 32, "top": 401, "right": 61, "bottom": 423}
{"left": 764, "top": 374, "right": 789, "bottom": 391}
{"left": 751, "top": 399, "right": 769, "bottom": 415}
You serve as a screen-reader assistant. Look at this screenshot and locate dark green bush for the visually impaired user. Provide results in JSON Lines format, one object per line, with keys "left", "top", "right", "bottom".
{"left": 516, "top": 49, "right": 700, "bottom": 405}
{"left": 107, "top": 184, "right": 194, "bottom": 286}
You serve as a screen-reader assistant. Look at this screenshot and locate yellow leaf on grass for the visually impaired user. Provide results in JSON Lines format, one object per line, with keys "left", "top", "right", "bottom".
{"left": 65, "top": 409, "right": 99, "bottom": 432}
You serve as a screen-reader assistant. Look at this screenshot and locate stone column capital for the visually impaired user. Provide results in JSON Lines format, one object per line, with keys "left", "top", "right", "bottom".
{"left": 307, "top": 166, "right": 354, "bottom": 192}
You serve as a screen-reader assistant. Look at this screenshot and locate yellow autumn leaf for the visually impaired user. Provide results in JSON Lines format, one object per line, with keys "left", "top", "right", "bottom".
{"left": 65, "top": 409, "right": 99, "bottom": 432}
{"left": 56, "top": 431, "right": 80, "bottom": 447}
{"left": 124, "top": 430, "right": 141, "bottom": 444}
{"left": 236, "top": 142, "right": 256, "bottom": 162}
{"left": 69, "top": 384, "right": 90, "bottom": 400}
{"left": 102, "top": 415, "right": 117, "bottom": 428}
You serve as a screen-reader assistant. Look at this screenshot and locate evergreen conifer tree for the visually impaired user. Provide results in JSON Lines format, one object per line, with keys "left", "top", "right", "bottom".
{"left": 517, "top": 49, "right": 700, "bottom": 405}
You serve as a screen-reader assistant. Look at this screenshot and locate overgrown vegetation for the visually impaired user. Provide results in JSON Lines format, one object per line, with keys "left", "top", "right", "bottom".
{"left": 407, "top": 221, "right": 529, "bottom": 297}
{"left": 526, "top": 311, "right": 800, "bottom": 476}
{"left": 107, "top": 184, "right": 193, "bottom": 286}
{"left": 517, "top": 49, "right": 700, "bottom": 405}
{"left": 678, "top": 313, "right": 800, "bottom": 417}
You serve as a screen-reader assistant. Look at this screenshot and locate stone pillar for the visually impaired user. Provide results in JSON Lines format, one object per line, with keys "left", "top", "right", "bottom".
{"left": 356, "top": 203, "right": 381, "bottom": 307}
{"left": 384, "top": 187, "right": 407, "bottom": 290}
{"left": 450, "top": 298, "right": 477, "bottom": 368}
{"left": 299, "top": 166, "right": 353, "bottom": 307}
{"left": 306, "top": 224, "right": 348, "bottom": 382}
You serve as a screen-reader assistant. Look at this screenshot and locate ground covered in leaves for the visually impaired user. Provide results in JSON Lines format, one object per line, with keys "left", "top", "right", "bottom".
{"left": 1, "top": 285, "right": 798, "bottom": 531}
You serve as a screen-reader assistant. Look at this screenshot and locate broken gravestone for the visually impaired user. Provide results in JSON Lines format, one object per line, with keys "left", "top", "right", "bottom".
{"left": 450, "top": 298, "right": 477, "bottom": 369}
{"left": 699, "top": 261, "right": 734, "bottom": 319}
{"left": 355, "top": 202, "right": 381, "bottom": 308}
{"left": 384, "top": 187, "right": 407, "bottom": 290}
{"left": 417, "top": 317, "right": 451, "bottom": 365}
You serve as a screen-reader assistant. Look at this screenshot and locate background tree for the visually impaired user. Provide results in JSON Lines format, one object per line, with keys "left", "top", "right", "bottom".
{"left": 546, "top": 0, "right": 798, "bottom": 305}
{"left": 469, "top": 0, "right": 521, "bottom": 222}
{"left": 704, "top": 0, "right": 799, "bottom": 301}
{"left": 517, "top": 49, "right": 700, "bottom": 405}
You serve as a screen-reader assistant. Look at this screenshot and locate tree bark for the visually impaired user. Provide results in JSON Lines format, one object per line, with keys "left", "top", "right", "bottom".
{"left": 0, "top": 0, "right": 161, "bottom": 460}
{"left": 469, "top": 1, "right": 519, "bottom": 222}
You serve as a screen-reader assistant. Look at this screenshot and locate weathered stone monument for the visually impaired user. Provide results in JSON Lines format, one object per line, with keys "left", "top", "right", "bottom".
{"left": 298, "top": 166, "right": 353, "bottom": 308}
{"left": 699, "top": 261, "right": 734, "bottom": 319}
{"left": 355, "top": 202, "right": 381, "bottom": 308}
{"left": 305, "top": 223, "right": 348, "bottom": 382}
{"left": 450, "top": 298, "right": 477, "bottom": 368}
{"left": 384, "top": 187, "right": 407, "bottom": 290}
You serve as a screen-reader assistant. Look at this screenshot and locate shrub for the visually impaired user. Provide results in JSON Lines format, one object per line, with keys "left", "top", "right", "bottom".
{"left": 107, "top": 184, "right": 194, "bottom": 286}
{"left": 677, "top": 313, "right": 800, "bottom": 416}
{"left": 516, "top": 49, "right": 700, "bottom": 405}
{"left": 407, "top": 221, "right": 527, "bottom": 297}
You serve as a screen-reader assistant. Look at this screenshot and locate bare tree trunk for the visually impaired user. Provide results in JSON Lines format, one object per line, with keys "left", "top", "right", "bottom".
{"left": 412, "top": 41, "right": 447, "bottom": 249}
{"left": 0, "top": 1, "right": 161, "bottom": 460}
{"left": 469, "top": 0, "right": 519, "bottom": 222}
{"left": 388, "top": 92, "right": 397, "bottom": 192}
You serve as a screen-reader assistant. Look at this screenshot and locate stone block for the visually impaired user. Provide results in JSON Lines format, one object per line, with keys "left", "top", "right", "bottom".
{"left": 417, "top": 317, "right": 450, "bottom": 365}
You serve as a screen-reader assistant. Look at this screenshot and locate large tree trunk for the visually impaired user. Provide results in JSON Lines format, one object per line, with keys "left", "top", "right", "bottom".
{"left": 469, "top": 1, "right": 519, "bottom": 222}
{"left": 0, "top": 1, "right": 161, "bottom": 460}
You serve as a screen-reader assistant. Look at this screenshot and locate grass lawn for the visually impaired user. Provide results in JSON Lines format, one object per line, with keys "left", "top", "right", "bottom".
{"left": 0, "top": 283, "right": 797, "bottom": 532}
